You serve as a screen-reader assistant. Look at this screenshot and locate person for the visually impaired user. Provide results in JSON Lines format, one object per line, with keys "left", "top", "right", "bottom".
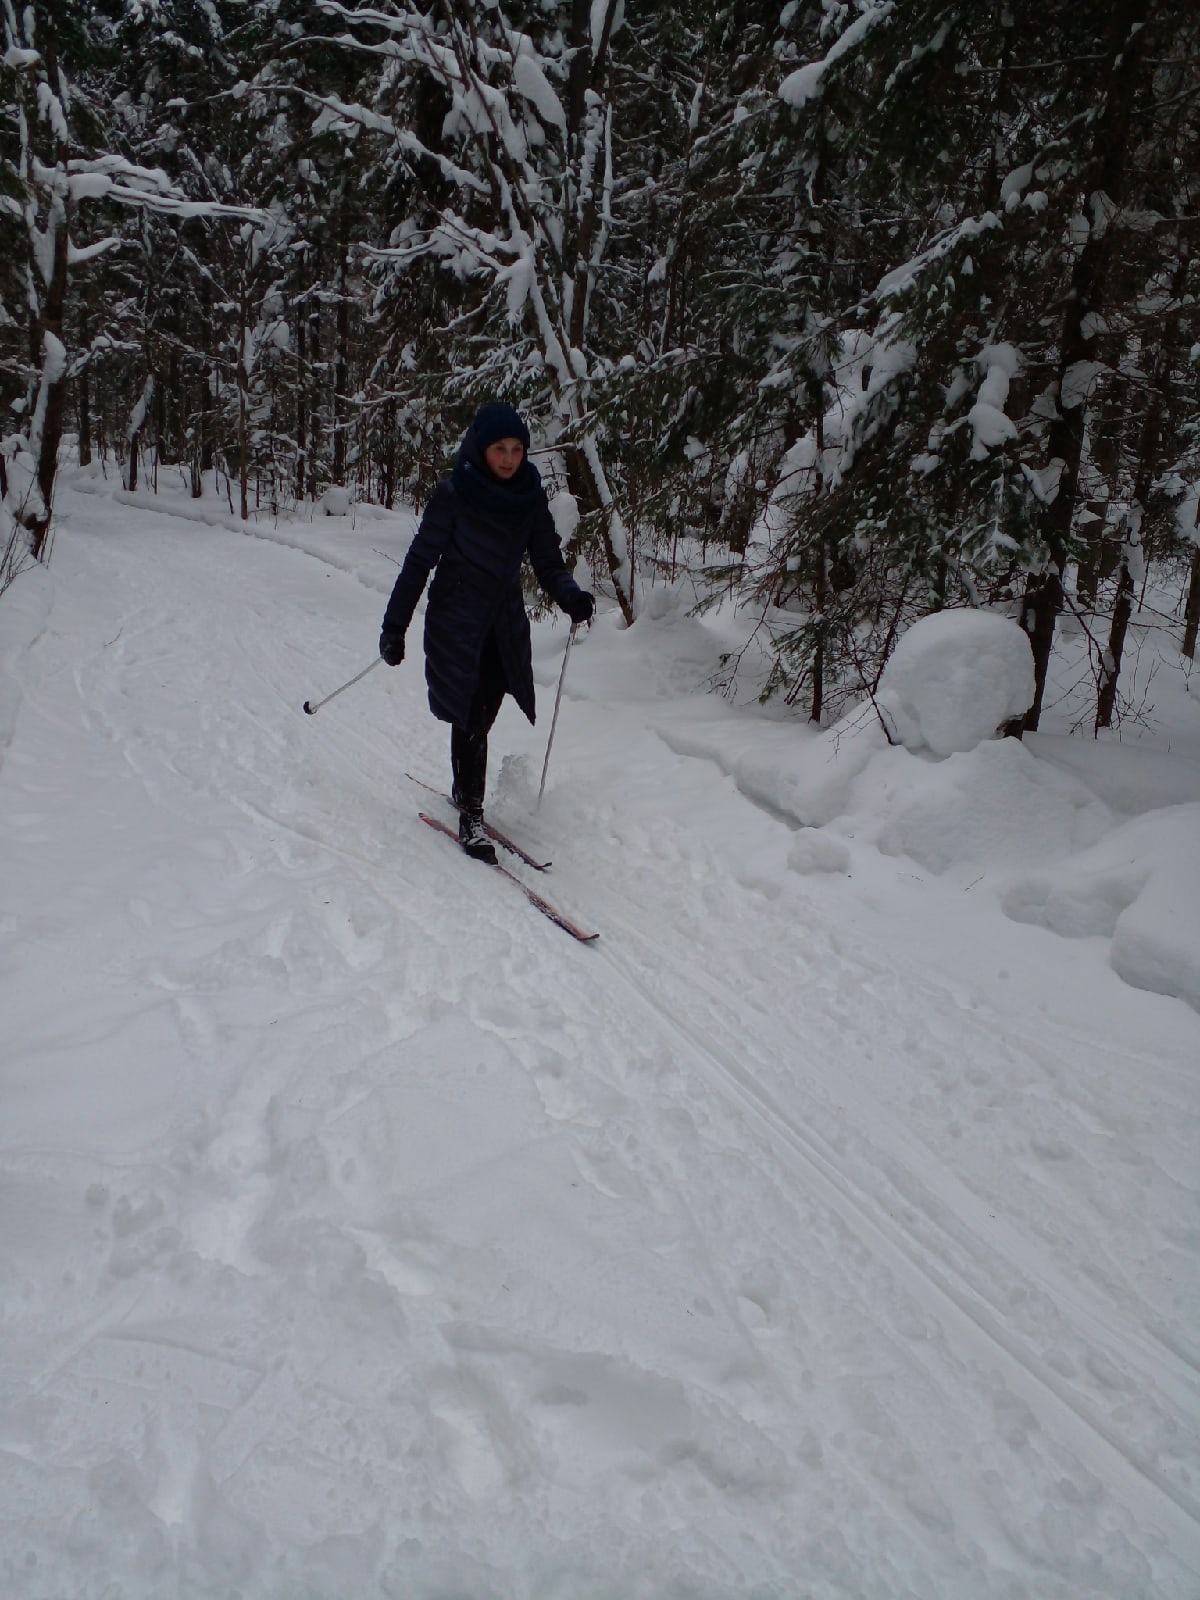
{"left": 379, "top": 402, "right": 595, "bottom": 864}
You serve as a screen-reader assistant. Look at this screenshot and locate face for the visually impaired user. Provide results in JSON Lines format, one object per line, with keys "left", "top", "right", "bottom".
{"left": 484, "top": 437, "right": 525, "bottom": 480}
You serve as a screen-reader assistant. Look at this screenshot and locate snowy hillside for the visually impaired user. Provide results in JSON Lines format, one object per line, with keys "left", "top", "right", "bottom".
{"left": 2, "top": 470, "right": 1199, "bottom": 1600}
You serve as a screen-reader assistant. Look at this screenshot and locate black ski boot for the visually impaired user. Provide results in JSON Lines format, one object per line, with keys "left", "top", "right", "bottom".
{"left": 458, "top": 808, "right": 497, "bottom": 865}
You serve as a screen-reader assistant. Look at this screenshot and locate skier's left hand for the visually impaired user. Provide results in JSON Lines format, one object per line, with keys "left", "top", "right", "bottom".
{"left": 379, "top": 629, "right": 406, "bottom": 665}
{"left": 564, "top": 591, "right": 595, "bottom": 625}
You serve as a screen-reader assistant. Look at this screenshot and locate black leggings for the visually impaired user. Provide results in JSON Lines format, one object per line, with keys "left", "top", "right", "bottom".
{"left": 451, "top": 630, "right": 508, "bottom": 811}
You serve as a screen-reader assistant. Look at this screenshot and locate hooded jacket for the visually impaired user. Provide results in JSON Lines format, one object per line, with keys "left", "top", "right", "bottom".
{"left": 381, "top": 416, "right": 585, "bottom": 728}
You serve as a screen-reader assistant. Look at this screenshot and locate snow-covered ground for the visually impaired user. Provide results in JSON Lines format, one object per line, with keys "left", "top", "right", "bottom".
{"left": 2, "top": 466, "right": 1198, "bottom": 1600}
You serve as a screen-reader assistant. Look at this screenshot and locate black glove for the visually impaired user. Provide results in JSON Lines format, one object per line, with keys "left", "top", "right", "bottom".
{"left": 563, "top": 590, "right": 595, "bottom": 625}
{"left": 379, "top": 629, "right": 405, "bottom": 666}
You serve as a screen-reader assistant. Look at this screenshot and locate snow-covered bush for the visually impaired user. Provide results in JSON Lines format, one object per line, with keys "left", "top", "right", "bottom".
{"left": 318, "top": 486, "right": 353, "bottom": 518}
{"left": 1, "top": 505, "right": 29, "bottom": 597}
{"left": 1, "top": 440, "right": 38, "bottom": 596}
{"left": 876, "top": 609, "right": 1035, "bottom": 756}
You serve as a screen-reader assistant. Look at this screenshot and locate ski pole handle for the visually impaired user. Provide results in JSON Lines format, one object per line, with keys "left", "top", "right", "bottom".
{"left": 302, "top": 657, "right": 382, "bottom": 715}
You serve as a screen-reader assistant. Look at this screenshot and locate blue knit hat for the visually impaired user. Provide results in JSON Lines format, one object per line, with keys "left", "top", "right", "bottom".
{"left": 471, "top": 402, "right": 530, "bottom": 454}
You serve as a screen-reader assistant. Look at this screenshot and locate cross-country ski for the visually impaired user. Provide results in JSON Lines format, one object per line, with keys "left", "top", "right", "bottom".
{"left": 406, "top": 772, "right": 552, "bottom": 870}
{"left": 418, "top": 813, "right": 597, "bottom": 942}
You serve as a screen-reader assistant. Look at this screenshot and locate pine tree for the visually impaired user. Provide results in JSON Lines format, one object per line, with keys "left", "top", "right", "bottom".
{"left": 714, "top": 0, "right": 1200, "bottom": 724}
{"left": 305, "top": 0, "right": 643, "bottom": 619}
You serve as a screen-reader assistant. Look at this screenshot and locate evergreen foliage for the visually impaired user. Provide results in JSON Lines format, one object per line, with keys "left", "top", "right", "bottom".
{"left": 2, "top": 0, "right": 1196, "bottom": 724}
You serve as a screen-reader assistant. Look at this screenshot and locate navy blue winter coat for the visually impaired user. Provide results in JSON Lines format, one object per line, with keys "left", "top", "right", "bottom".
{"left": 381, "top": 423, "right": 586, "bottom": 729}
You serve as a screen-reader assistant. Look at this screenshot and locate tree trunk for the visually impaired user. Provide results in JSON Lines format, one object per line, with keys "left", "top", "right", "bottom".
{"left": 1096, "top": 262, "right": 1180, "bottom": 725}
{"left": 76, "top": 302, "right": 92, "bottom": 468}
{"left": 1182, "top": 542, "right": 1200, "bottom": 661}
{"left": 562, "top": 443, "right": 635, "bottom": 625}
{"left": 161, "top": 341, "right": 176, "bottom": 470}
{"left": 1095, "top": 557, "right": 1134, "bottom": 731}
{"left": 76, "top": 366, "right": 92, "bottom": 468}
{"left": 810, "top": 401, "right": 828, "bottom": 723}
{"left": 1025, "top": 0, "right": 1147, "bottom": 730}
{"left": 307, "top": 294, "right": 322, "bottom": 500}
{"left": 190, "top": 374, "right": 204, "bottom": 498}
{"left": 380, "top": 397, "right": 396, "bottom": 509}
{"left": 811, "top": 538, "right": 827, "bottom": 725}
{"left": 238, "top": 291, "right": 250, "bottom": 522}
{"left": 295, "top": 303, "right": 308, "bottom": 501}
{"left": 29, "top": 182, "right": 70, "bottom": 562}
{"left": 332, "top": 195, "right": 350, "bottom": 487}
{"left": 1019, "top": 570, "right": 1065, "bottom": 731}
{"left": 233, "top": 261, "right": 252, "bottom": 521}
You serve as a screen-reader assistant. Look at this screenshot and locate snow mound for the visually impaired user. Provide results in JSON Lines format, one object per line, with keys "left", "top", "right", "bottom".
{"left": 0, "top": 560, "right": 52, "bottom": 762}
{"left": 787, "top": 829, "right": 852, "bottom": 876}
{"left": 846, "top": 735, "right": 1112, "bottom": 876}
{"left": 876, "top": 610, "right": 1034, "bottom": 756}
{"left": 1002, "top": 804, "right": 1200, "bottom": 1013}
{"left": 317, "top": 485, "right": 353, "bottom": 516}
{"left": 732, "top": 710, "right": 886, "bottom": 829}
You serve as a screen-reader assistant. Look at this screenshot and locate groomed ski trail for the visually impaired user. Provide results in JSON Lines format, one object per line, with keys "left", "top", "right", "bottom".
{"left": 2, "top": 483, "right": 1196, "bottom": 1600}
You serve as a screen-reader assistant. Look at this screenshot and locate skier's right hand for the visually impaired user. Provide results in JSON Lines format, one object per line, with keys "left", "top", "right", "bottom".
{"left": 379, "top": 629, "right": 405, "bottom": 666}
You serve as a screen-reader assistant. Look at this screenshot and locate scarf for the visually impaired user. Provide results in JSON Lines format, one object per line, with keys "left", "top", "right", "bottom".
{"left": 451, "top": 423, "right": 545, "bottom": 525}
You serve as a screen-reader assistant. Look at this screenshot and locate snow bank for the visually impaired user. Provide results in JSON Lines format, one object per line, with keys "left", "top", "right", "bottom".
{"left": 876, "top": 609, "right": 1034, "bottom": 755}
{"left": 852, "top": 735, "right": 1113, "bottom": 876}
{"left": 66, "top": 469, "right": 406, "bottom": 593}
{"left": 714, "top": 686, "right": 1102, "bottom": 882}
{"left": 705, "top": 712, "right": 1104, "bottom": 877}
{"left": 1026, "top": 732, "right": 1200, "bottom": 815}
{"left": 0, "top": 558, "right": 52, "bottom": 763}
{"left": 732, "top": 711, "right": 884, "bottom": 830}
{"left": 1003, "top": 804, "right": 1200, "bottom": 1013}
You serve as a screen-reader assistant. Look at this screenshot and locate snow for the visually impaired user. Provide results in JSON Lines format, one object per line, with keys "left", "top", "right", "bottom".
{"left": 68, "top": 172, "right": 115, "bottom": 202}
{"left": 1001, "top": 162, "right": 1034, "bottom": 210}
{"left": 779, "top": 3, "right": 895, "bottom": 110}
{"left": 40, "top": 329, "right": 68, "bottom": 386}
{"left": 1021, "top": 456, "right": 1065, "bottom": 505}
{"left": 591, "top": 0, "right": 625, "bottom": 52}
{"left": 512, "top": 49, "right": 565, "bottom": 131}
{"left": 2, "top": 465, "right": 1199, "bottom": 1599}
{"left": 1062, "top": 359, "right": 1107, "bottom": 412}
{"left": 1003, "top": 806, "right": 1200, "bottom": 1012}
{"left": 36, "top": 80, "right": 69, "bottom": 145}
{"left": 66, "top": 233, "right": 121, "bottom": 267}
{"left": 968, "top": 343, "right": 1020, "bottom": 458}
{"left": 1175, "top": 482, "right": 1199, "bottom": 546}
{"left": 875, "top": 212, "right": 1002, "bottom": 304}
{"left": 316, "top": 484, "right": 353, "bottom": 516}
{"left": 875, "top": 608, "right": 1035, "bottom": 755}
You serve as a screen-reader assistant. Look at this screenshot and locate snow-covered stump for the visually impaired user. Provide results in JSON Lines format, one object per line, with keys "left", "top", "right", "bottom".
{"left": 875, "top": 609, "right": 1036, "bottom": 756}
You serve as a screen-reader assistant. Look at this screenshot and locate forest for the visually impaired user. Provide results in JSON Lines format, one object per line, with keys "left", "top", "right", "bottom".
{"left": 3, "top": 0, "right": 1198, "bottom": 731}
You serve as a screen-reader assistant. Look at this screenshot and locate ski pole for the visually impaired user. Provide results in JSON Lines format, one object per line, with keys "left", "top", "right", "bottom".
{"left": 537, "top": 622, "right": 579, "bottom": 808}
{"left": 302, "top": 657, "right": 382, "bottom": 715}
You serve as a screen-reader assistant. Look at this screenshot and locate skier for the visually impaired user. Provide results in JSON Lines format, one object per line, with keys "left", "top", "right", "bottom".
{"left": 379, "top": 402, "right": 595, "bottom": 864}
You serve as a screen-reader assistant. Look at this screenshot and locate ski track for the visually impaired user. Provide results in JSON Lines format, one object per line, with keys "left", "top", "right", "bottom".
{"left": 1, "top": 495, "right": 1197, "bottom": 1599}
{"left": 597, "top": 908, "right": 1200, "bottom": 1529}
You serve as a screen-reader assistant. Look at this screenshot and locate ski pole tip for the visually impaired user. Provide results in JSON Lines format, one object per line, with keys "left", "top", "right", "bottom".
{"left": 302, "top": 701, "right": 315, "bottom": 714}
